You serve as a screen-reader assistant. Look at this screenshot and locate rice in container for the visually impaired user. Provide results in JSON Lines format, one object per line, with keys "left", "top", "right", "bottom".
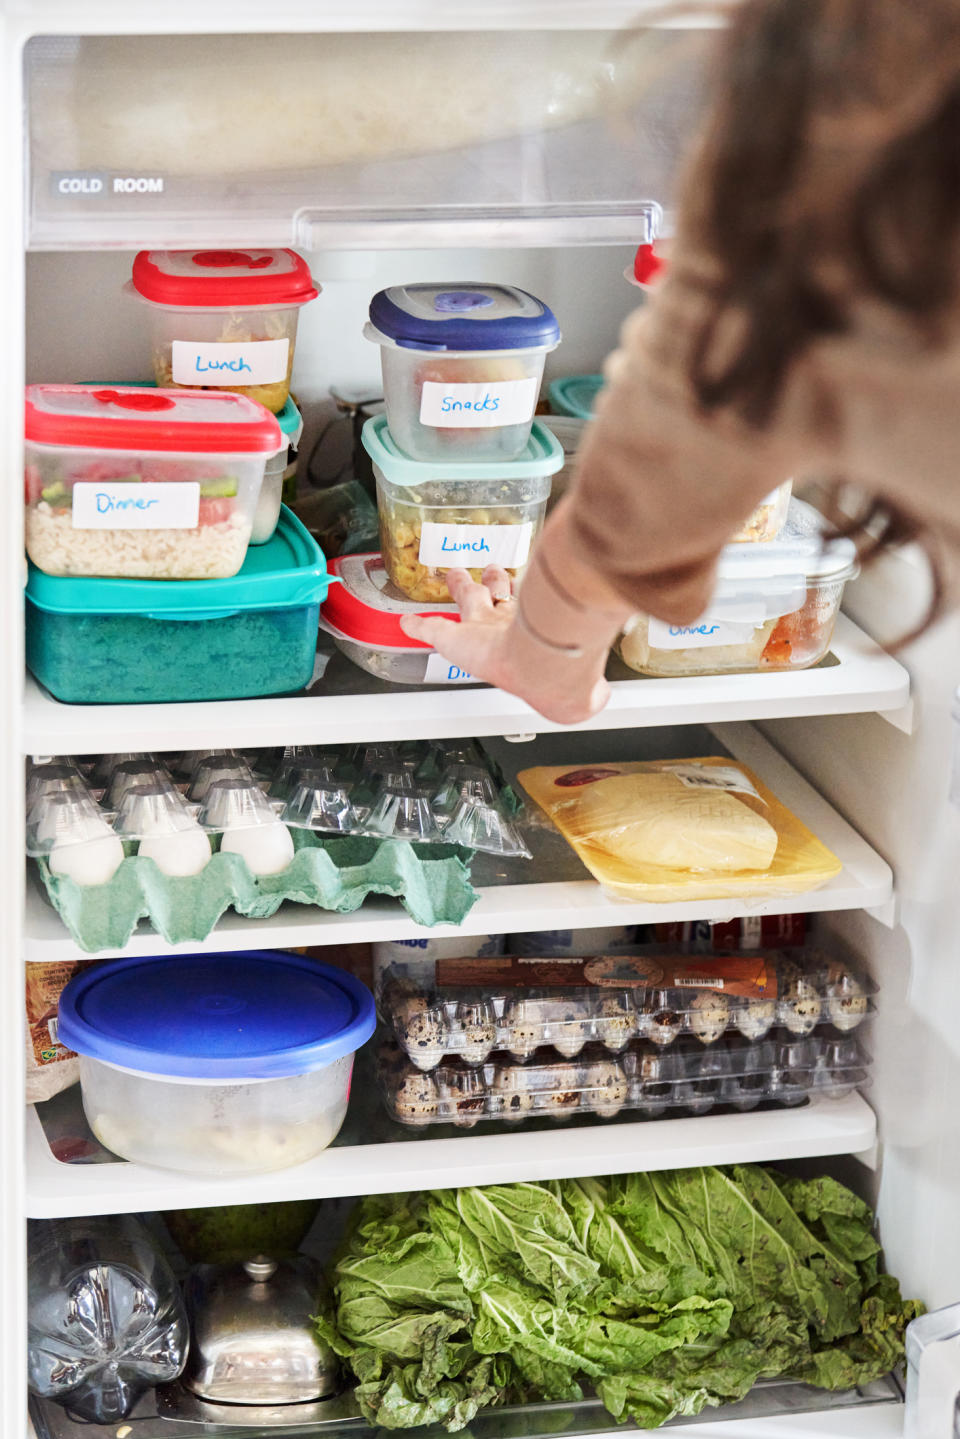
{"left": 57, "top": 951, "right": 375, "bottom": 1176}
{"left": 365, "top": 282, "right": 560, "bottom": 462}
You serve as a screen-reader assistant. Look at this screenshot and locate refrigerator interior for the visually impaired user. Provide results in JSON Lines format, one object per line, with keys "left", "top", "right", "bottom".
{"left": 9, "top": 8, "right": 960, "bottom": 1438}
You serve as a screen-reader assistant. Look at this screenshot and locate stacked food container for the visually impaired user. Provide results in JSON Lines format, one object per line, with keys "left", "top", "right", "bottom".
{"left": 321, "top": 282, "right": 564, "bottom": 682}
{"left": 23, "top": 249, "right": 326, "bottom": 704}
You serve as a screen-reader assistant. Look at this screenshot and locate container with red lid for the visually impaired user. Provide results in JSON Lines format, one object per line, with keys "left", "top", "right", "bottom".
{"left": 129, "top": 249, "right": 319, "bottom": 414}
{"left": 321, "top": 552, "right": 479, "bottom": 686}
{"left": 24, "top": 384, "right": 283, "bottom": 580}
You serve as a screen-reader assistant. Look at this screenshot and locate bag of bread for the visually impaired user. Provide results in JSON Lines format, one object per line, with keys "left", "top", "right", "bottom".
{"left": 517, "top": 757, "right": 841, "bottom": 902}
{"left": 25, "top": 961, "right": 84, "bottom": 1103}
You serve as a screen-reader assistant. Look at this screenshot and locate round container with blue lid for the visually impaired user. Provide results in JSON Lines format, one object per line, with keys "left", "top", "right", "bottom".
{"left": 58, "top": 950, "right": 375, "bottom": 1175}
{"left": 365, "top": 282, "right": 560, "bottom": 463}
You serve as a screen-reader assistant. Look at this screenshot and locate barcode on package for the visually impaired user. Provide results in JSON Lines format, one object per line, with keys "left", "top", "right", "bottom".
{"left": 47, "top": 1018, "right": 59, "bottom": 1044}
{"left": 674, "top": 977, "right": 723, "bottom": 988}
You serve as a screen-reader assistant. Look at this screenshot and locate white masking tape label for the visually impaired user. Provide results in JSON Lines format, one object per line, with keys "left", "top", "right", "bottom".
{"left": 172, "top": 337, "right": 289, "bottom": 386}
{"left": 419, "top": 377, "right": 539, "bottom": 428}
{"left": 72, "top": 482, "right": 200, "bottom": 530}
{"left": 418, "top": 521, "right": 533, "bottom": 570}
{"left": 648, "top": 617, "right": 765, "bottom": 650}
{"left": 425, "top": 653, "right": 476, "bottom": 684}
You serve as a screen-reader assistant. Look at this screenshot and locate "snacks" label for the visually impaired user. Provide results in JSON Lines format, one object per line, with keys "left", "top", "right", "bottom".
{"left": 419, "top": 377, "right": 539, "bottom": 428}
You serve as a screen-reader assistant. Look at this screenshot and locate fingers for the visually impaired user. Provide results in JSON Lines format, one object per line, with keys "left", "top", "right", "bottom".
{"left": 444, "top": 567, "right": 496, "bottom": 622}
{"left": 481, "top": 565, "right": 514, "bottom": 604}
{"left": 398, "top": 614, "right": 462, "bottom": 648}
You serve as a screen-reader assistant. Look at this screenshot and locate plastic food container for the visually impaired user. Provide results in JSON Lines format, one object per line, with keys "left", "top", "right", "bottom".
{"left": 365, "top": 282, "right": 560, "bottom": 462}
{"left": 363, "top": 413, "right": 562, "bottom": 603}
{"left": 548, "top": 375, "right": 603, "bottom": 421}
{"left": 733, "top": 481, "right": 793, "bottom": 542}
{"left": 542, "top": 416, "right": 587, "bottom": 514}
{"left": 381, "top": 1030, "right": 871, "bottom": 1128}
{"left": 618, "top": 499, "right": 858, "bottom": 677}
{"left": 321, "top": 551, "right": 477, "bottom": 685}
{"left": 24, "top": 384, "right": 283, "bottom": 580}
{"left": 130, "top": 249, "right": 319, "bottom": 414}
{"left": 381, "top": 947, "right": 873, "bottom": 1071}
{"left": 252, "top": 395, "right": 303, "bottom": 544}
{"left": 57, "top": 951, "right": 375, "bottom": 1176}
{"left": 26, "top": 507, "right": 329, "bottom": 703}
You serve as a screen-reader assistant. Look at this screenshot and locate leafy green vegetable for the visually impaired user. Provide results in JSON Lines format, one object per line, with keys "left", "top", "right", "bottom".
{"left": 317, "top": 1166, "right": 921, "bottom": 1431}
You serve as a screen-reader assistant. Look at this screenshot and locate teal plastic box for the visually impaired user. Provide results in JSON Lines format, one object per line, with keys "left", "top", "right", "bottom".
{"left": 26, "top": 506, "right": 328, "bottom": 704}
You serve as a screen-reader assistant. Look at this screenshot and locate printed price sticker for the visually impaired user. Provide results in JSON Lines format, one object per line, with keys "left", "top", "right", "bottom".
{"left": 172, "top": 337, "right": 289, "bottom": 386}
{"left": 72, "top": 482, "right": 200, "bottom": 531}
{"left": 419, "top": 377, "right": 539, "bottom": 428}
{"left": 424, "top": 653, "right": 476, "bottom": 684}
{"left": 419, "top": 521, "right": 533, "bottom": 570}
{"left": 648, "top": 617, "right": 766, "bottom": 650}
{"left": 662, "top": 763, "right": 764, "bottom": 802}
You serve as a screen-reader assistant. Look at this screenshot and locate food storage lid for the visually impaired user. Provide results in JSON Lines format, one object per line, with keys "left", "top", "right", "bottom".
{"left": 277, "top": 395, "right": 304, "bottom": 448}
{"left": 367, "top": 282, "right": 559, "bottom": 352}
{"left": 26, "top": 505, "right": 329, "bottom": 616}
{"left": 361, "top": 413, "right": 564, "bottom": 485}
{"left": 58, "top": 950, "right": 376, "bottom": 1080}
{"left": 322, "top": 552, "right": 458, "bottom": 652}
{"left": 25, "top": 384, "right": 283, "bottom": 455}
{"left": 131, "top": 249, "right": 319, "bottom": 309}
{"left": 548, "top": 375, "right": 603, "bottom": 420}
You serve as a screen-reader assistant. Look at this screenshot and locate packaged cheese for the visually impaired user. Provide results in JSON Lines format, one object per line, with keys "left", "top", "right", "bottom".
{"left": 517, "top": 757, "right": 842, "bottom": 903}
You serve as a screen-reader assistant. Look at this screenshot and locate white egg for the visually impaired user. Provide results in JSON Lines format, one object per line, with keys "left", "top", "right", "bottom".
{"left": 220, "top": 821, "right": 295, "bottom": 876}
{"left": 138, "top": 827, "right": 212, "bottom": 878}
{"left": 49, "top": 832, "right": 125, "bottom": 886}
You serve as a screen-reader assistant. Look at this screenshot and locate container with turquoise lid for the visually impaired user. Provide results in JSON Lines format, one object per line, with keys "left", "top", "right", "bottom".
{"left": 547, "top": 374, "right": 603, "bottom": 421}
{"left": 25, "top": 506, "right": 329, "bottom": 704}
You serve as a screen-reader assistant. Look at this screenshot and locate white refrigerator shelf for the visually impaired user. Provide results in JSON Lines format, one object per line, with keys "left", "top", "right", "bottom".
{"left": 22, "top": 615, "right": 911, "bottom": 757}
{"left": 23, "top": 723, "right": 896, "bottom": 962}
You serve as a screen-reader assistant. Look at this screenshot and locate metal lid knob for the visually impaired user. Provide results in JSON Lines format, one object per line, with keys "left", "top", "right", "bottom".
{"left": 243, "top": 1257, "right": 278, "bottom": 1283}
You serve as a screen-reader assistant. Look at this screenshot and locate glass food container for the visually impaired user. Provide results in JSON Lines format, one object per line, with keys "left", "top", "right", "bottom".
{"left": 365, "top": 281, "right": 560, "bottom": 462}
{"left": 321, "top": 551, "right": 478, "bottom": 685}
{"left": 252, "top": 394, "right": 303, "bottom": 544}
{"left": 129, "top": 248, "right": 319, "bottom": 413}
{"left": 363, "top": 413, "right": 562, "bottom": 603}
{"left": 25, "top": 507, "right": 329, "bottom": 704}
{"left": 24, "top": 384, "right": 283, "bottom": 580}
{"left": 57, "top": 950, "right": 376, "bottom": 1177}
{"left": 617, "top": 499, "right": 858, "bottom": 677}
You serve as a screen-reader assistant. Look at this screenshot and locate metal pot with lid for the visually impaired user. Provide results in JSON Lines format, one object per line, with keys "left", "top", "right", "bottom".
{"left": 183, "top": 1254, "right": 340, "bottom": 1405}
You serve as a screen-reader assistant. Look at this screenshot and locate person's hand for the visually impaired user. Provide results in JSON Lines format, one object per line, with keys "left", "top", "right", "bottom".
{"left": 398, "top": 566, "right": 612, "bottom": 726}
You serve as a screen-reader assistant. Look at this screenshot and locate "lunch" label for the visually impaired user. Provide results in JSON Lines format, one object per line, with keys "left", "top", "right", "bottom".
{"left": 72, "top": 482, "right": 200, "bottom": 530}
{"left": 419, "top": 377, "right": 539, "bottom": 428}
{"left": 171, "top": 337, "right": 289, "bottom": 386}
{"left": 418, "top": 520, "right": 534, "bottom": 569}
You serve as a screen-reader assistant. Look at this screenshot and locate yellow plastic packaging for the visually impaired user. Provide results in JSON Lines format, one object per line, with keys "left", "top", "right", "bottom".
{"left": 516, "top": 757, "right": 842, "bottom": 903}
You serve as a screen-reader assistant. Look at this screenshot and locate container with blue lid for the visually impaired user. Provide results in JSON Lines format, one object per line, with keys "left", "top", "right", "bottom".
{"left": 365, "top": 281, "right": 561, "bottom": 464}
{"left": 26, "top": 506, "right": 331, "bottom": 704}
{"left": 59, "top": 950, "right": 375, "bottom": 1176}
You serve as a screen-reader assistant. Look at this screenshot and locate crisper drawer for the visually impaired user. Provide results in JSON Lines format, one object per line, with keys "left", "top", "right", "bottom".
{"left": 24, "top": 30, "right": 708, "bottom": 249}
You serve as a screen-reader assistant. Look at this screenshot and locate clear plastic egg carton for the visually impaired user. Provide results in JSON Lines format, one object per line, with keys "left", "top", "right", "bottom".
{"left": 380, "top": 1030, "right": 872, "bottom": 1129}
{"left": 381, "top": 947, "right": 875, "bottom": 1072}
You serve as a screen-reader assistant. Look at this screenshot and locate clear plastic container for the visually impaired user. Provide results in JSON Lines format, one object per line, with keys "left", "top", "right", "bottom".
{"left": 363, "top": 414, "right": 562, "bottom": 603}
{"left": 57, "top": 951, "right": 375, "bottom": 1176}
{"left": 732, "top": 481, "right": 793, "bottom": 543}
{"left": 251, "top": 394, "right": 303, "bottom": 544}
{"left": 130, "top": 249, "right": 319, "bottom": 414}
{"left": 617, "top": 499, "right": 859, "bottom": 677}
{"left": 25, "top": 507, "right": 328, "bottom": 704}
{"left": 381, "top": 1030, "right": 871, "bottom": 1129}
{"left": 380, "top": 947, "right": 874, "bottom": 1071}
{"left": 366, "top": 283, "right": 560, "bottom": 462}
{"left": 24, "top": 384, "right": 283, "bottom": 580}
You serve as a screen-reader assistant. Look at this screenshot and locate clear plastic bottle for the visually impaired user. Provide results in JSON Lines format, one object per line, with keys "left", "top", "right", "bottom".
{"left": 27, "top": 1215, "right": 188, "bottom": 1423}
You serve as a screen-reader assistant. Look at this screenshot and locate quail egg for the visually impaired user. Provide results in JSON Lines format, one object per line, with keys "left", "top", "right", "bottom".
{"left": 549, "top": 1003, "right": 592, "bottom": 1059}
{"left": 391, "top": 1069, "right": 440, "bottom": 1126}
{"left": 503, "top": 999, "right": 541, "bottom": 1060}
{"left": 394, "top": 996, "right": 446, "bottom": 1068}
{"left": 824, "top": 965, "right": 869, "bottom": 1032}
{"left": 595, "top": 994, "right": 635, "bottom": 1052}
{"left": 490, "top": 1061, "right": 536, "bottom": 1121}
{"left": 780, "top": 976, "right": 823, "bottom": 1036}
{"left": 451, "top": 1002, "right": 496, "bottom": 1065}
{"left": 736, "top": 997, "right": 778, "bottom": 1041}
{"left": 689, "top": 990, "right": 730, "bottom": 1044}
{"left": 582, "top": 1059, "right": 629, "bottom": 1118}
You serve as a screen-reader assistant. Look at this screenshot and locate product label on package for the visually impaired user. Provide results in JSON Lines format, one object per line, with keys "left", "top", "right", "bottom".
{"left": 25, "top": 961, "right": 81, "bottom": 1067}
{"left": 661, "top": 763, "right": 763, "bottom": 801}
{"left": 431, "top": 953, "right": 777, "bottom": 999}
{"left": 72, "top": 482, "right": 200, "bottom": 530}
{"left": 648, "top": 617, "right": 764, "bottom": 650}
{"left": 419, "top": 378, "right": 539, "bottom": 428}
{"left": 419, "top": 521, "right": 533, "bottom": 569}
{"left": 172, "top": 337, "right": 289, "bottom": 385}
{"left": 424, "top": 653, "right": 476, "bottom": 683}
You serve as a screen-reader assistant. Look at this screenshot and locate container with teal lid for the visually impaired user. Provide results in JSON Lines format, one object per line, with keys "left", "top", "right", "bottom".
{"left": 26, "top": 506, "right": 329, "bottom": 704}
{"left": 362, "top": 414, "right": 563, "bottom": 604}
{"left": 365, "top": 281, "right": 560, "bottom": 464}
{"left": 548, "top": 374, "right": 603, "bottom": 421}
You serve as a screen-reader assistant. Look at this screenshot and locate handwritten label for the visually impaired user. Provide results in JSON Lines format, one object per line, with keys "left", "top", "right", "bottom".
{"left": 424, "top": 653, "right": 476, "bottom": 684}
{"left": 418, "top": 521, "right": 534, "bottom": 569}
{"left": 648, "top": 617, "right": 764, "bottom": 650}
{"left": 172, "top": 337, "right": 289, "bottom": 386}
{"left": 72, "top": 482, "right": 200, "bottom": 530}
{"left": 419, "top": 377, "right": 539, "bottom": 428}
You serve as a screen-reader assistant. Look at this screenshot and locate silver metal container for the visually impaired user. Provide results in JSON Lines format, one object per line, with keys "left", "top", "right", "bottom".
{"left": 183, "top": 1255, "right": 339, "bottom": 1406}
